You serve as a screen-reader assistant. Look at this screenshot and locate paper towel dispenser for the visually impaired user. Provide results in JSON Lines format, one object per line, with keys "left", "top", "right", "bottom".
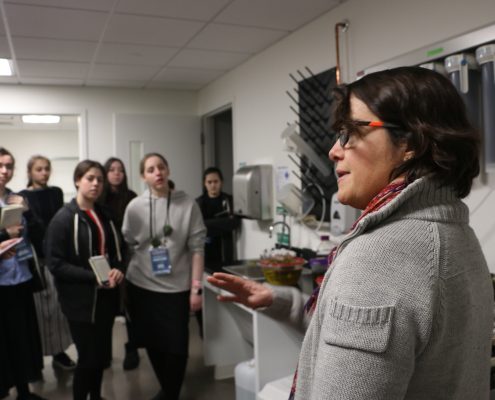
{"left": 233, "top": 165, "right": 273, "bottom": 220}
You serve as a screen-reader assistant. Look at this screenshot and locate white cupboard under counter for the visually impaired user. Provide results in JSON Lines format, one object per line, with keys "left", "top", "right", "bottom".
{"left": 202, "top": 272, "right": 304, "bottom": 396}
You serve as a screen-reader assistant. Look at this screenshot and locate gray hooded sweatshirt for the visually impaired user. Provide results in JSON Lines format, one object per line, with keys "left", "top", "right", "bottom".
{"left": 122, "top": 189, "right": 206, "bottom": 292}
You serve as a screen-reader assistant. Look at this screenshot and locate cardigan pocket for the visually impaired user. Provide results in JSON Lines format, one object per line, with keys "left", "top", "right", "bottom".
{"left": 323, "top": 299, "right": 395, "bottom": 353}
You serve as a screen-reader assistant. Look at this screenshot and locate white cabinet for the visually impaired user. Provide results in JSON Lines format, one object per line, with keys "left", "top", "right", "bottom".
{"left": 203, "top": 275, "right": 304, "bottom": 395}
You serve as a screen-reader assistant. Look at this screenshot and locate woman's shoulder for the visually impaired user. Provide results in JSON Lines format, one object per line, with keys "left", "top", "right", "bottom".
{"left": 46, "top": 186, "right": 63, "bottom": 193}
{"left": 221, "top": 192, "right": 233, "bottom": 200}
{"left": 171, "top": 190, "right": 194, "bottom": 204}
{"left": 128, "top": 191, "right": 144, "bottom": 203}
{"left": 45, "top": 186, "right": 64, "bottom": 203}
{"left": 333, "top": 219, "right": 439, "bottom": 295}
{"left": 19, "top": 186, "right": 63, "bottom": 198}
{"left": 49, "top": 201, "right": 76, "bottom": 226}
{"left": 117, "top": 188, "right": 137, "bottom": 203}
{"left": 346, "top": 218, "right": 437, "bottom": 264}
{"left": 18, "top": 189, "right": 31, "bottom": 202}
{"left": 172, "top": 191, "right": 202, "bottom": 217}
{"left": 124, "top": 192, "right": 146, "bottom": 211}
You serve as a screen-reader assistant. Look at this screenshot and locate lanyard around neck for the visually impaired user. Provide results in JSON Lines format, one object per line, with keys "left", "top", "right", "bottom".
{"left": 148, "top": 189, "right": 171, "bottom": 241}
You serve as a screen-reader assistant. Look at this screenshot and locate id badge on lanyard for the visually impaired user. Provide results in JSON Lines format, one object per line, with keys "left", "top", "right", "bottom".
{"left": 16, "top": 240, "right": 34, "bottom": 262}
{"left": 149, "top": 245, "right": 172, "bottom": 275}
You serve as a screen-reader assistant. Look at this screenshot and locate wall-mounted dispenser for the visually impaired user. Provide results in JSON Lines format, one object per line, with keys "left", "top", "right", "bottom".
{"left": 476, "top": 44, "right": 495, "bottom": 171}
{"left": 233, "top": 165, "right": 273, "bottom": 220}
{"left": 444, "top": 53, "right": 481, "bottom": 129}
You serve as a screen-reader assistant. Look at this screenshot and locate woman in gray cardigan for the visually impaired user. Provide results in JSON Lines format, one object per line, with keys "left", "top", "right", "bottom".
{"left": 208, "top": 66, "right": 493, "bottom": 399}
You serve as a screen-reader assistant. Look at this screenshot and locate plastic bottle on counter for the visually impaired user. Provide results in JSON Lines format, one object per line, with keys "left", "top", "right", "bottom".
{"left": 316, "top": 235, "right": 333, "bottom": 256}
{"left": 309, "top": 235, "right": 333, "bottom": 275}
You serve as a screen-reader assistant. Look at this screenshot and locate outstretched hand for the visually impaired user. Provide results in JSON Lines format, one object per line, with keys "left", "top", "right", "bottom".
{"left": 206, "top": 272, "right": 273, "bottom": 310}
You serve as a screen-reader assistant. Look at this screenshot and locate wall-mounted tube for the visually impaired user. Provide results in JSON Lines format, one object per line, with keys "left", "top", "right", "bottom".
{"left": 476, "top": 44, "right": 495, "bottom": 171}
{"left": 335, "top": 20, "right": 349, "bottom": 85}
{"left": 444, "top": 53, "right": 481, "bottom": 130}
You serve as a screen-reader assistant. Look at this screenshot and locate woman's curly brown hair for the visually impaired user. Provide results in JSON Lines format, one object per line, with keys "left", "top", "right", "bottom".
{"left": 331, "top": 66, "right": 480, "bottom": 198}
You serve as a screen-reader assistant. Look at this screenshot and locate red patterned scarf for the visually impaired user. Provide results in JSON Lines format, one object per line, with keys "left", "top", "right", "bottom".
{"left": 289, "top": 179, "right": 408, "bottom": 399}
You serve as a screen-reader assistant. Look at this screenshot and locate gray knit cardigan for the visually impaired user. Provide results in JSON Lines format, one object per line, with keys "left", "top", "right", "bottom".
{"left": 266, "top": 178, "right": 493, "bottom": 399}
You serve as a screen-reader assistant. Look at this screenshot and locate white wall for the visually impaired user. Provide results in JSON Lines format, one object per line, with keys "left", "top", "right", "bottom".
{"left": 114, "top": 113, "right": 202, "bottom": 198}
{"left": 0, "top": 85, "right": 201, "bottom": 200}
{"left": 1, "top": 128, "right": 78, "bottom": 198}
{"left": 197, "top": 0, "right": 495, "bottom": 269}
{"left": 0, "top": 85, "right": 198, "bottom": 194}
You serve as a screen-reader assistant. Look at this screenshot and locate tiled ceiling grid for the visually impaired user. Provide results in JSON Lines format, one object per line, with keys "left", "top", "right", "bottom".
{"left": 0, "top": 0, "right": 344, "bottom": 90}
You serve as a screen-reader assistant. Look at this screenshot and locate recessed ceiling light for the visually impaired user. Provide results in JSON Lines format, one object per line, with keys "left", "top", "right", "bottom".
{"left": 22, "top": 115, "right": 61, "bottom": 124}
{"left": 0, "top": 59, "right": 13, "bottom": 76}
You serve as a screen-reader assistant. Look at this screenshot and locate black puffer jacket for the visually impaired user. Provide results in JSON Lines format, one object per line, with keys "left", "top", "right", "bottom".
{"left": 45, "top": 199, "right": 124, "bottom": 322}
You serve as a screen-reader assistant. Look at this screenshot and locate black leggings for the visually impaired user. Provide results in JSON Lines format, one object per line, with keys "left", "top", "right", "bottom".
{"left": 146, "top": 348, "right": 187, "bottom": 400}
{"left": 73, "top": 367, "right": 104, "bottom": 400}
{"left": 68, "top": 291, "right": 116, "bottom": 400}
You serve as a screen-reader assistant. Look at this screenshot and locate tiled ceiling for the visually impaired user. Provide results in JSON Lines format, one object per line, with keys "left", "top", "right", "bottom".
{"left": 0, "top": 0, "right": 345, "bottom": 90}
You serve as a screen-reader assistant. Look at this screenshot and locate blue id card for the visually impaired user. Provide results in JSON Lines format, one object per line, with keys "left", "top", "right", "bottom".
{"left": 15, "top": 240, "right": 34, "bottom": 262}
{"left": 150, "top": 246, "right": 171, "bottom": 275}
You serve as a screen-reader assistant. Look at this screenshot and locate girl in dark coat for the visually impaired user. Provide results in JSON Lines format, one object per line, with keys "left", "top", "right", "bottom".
{"left": 20, "top": 155, "right": 75, "bottom": 372}
{"left": 100, "top": 157, "right": 139, "bottom": 370}
{"left": 45, "top": 160, "right": 125, "bottom": 400}
{"left": 196, "top": 167, "right": 240, "bottom": 272}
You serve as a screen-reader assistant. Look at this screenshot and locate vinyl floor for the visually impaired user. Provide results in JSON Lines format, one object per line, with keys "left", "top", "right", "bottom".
{"left": 4, "top": 316, "right": 235, "bottom": 400}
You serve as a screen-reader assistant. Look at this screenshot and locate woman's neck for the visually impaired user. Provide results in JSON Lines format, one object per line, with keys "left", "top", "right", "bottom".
{"left": 110, "top": 185, "right": 119, "bottom": 193}
{"left": 76, "top": 193, "right": 95, "bottom": 210}
{"left": 151, "top": 187, "right": 169, "bottom": 198}
{"left": 31, "top": 182, "right": 47, "bottom": 190}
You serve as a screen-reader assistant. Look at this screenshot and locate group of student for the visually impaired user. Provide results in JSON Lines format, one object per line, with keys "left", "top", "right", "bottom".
{"left": 0, "top": 148, "right": 239, "bottom": 400}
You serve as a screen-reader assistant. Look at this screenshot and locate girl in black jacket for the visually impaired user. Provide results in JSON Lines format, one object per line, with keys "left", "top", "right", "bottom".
{"left": 99, "top": 157, "right": 139, "bottom": 370}
{"left": 45, "top": 160, "right": 124, "bottom": 400}
{"left": 196, "top": 167, "right": 240, "bottom": 272}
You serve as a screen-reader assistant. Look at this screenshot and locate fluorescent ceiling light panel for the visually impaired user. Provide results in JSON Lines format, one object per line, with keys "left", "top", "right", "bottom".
{"left": 0, "top": 59, "right": 13, "bottom": 76}
{"left": 22, "top": 115, "right": 61, "bottom": 124}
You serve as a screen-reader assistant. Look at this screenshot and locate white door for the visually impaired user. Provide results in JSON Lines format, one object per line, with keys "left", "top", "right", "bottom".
{"left": 115, "top": 113, "right": 202, "bottom": 198}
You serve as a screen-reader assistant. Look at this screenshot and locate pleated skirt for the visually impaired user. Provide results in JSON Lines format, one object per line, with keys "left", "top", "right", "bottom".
{"left": 33, "top": 269, "right": 72, "bottom": 355}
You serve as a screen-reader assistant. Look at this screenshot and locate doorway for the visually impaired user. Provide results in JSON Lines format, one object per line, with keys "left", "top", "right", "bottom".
{"left": 0, "top": 114, "right": 81, "bottom": 201}
{"left": 202, "top": 107, "right": 234, "bottom": 194}
{"left": 114, "top": 113, "right": 202, "bottom": 197}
